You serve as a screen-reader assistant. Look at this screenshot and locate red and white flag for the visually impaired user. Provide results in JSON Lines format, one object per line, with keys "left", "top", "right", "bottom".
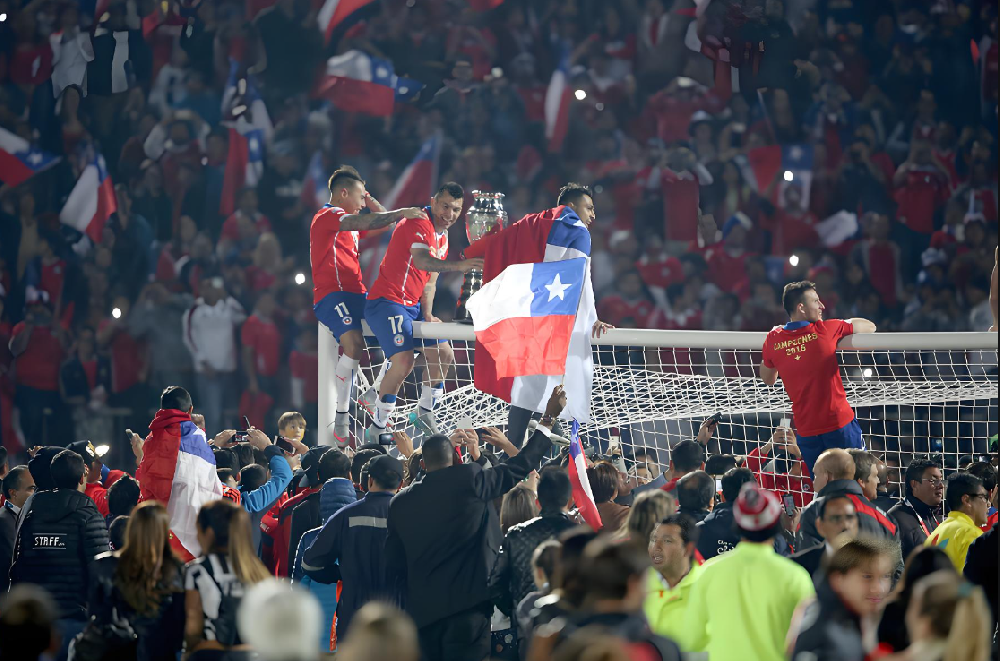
{"left": 544, "top": 47, "right": 572, "bottom": 153}
{"left": 60, "top": 153, "right": 116, "bottom": 243}
{"left": 318, "top": 0, "right": 378, "bottom": 45}
{"left": 569, "top": 420, "right": 602, "bottom": 530}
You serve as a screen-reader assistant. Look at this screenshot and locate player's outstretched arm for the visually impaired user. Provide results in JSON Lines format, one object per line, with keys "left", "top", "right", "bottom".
{"left": 760, "top": 363, "right": 779, "bottom": 386}
{"left": 847, "top": 318, "right": 877, "bottom": 334}
{"left": 338, "top": 207, "right": 426, "bottom": 232}
{"left": 410, "top": 247, "right": 483, "bottom": 273}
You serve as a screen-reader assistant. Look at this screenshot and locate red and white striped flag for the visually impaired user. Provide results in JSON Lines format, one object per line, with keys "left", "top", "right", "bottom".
{"left": 544, "top": 46, "right": 572, "bottom": 153}
{"left": 60, "top": 152, "right": 116, "bottom": 243}
{"left": 569, "top": 420, "right": 602, "bottom": 530}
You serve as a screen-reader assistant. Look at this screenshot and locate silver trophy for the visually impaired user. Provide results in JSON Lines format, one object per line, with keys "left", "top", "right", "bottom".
{"left": 455, "top": 190, "right": 507, "bottom": 323}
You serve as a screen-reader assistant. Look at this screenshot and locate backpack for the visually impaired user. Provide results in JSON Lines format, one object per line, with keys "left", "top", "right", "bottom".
{"left": 200, "top": 555, "right": 245, "bottom": 647}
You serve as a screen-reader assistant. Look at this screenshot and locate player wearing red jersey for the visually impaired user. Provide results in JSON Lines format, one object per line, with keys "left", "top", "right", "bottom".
{"left": 362, "top": 182, "right": 482, "bottom": 441}
{"left": 759, "top": 281, "right": 876, "bottom": 476}
{"left": 310, "top": 166, "right": 425, "bottom": 444}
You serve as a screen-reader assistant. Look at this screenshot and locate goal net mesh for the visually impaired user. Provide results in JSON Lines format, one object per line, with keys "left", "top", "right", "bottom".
{"left": 335, "top": 328, "right": 997, "bottom": 500}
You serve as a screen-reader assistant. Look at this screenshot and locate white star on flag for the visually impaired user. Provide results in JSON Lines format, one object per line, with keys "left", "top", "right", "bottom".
{"left": 545, "top": 273, "right": 571, "bottom": 301}
{"left": 27, "top": 152, "right": 43, "bottom": 165}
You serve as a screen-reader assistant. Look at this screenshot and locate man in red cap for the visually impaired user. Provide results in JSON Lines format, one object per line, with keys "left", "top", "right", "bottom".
{"left": 677, "top": 482, "right": 815, "bottom": 661}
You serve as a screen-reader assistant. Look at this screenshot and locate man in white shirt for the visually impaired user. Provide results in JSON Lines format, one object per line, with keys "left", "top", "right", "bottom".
{"left": 182, "top": 277, "right": 246, "bottom": 431}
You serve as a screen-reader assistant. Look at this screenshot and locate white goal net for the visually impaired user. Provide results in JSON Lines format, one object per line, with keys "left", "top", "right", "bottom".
{"left": 320, "top": 324, "right": 998, "bottom": 499}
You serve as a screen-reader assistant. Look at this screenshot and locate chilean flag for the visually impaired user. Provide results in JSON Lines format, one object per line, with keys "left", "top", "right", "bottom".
{"left": 0, "top": 128, "right": 59, "bottom": 187}
{"left": 316, "top": 50, "right": 421, "bottom": 116}
{"left": 60, "top": 153, "right": 116, "bottom": 243}
{"left": 544, "top": 44, "right": 573, "bottom": 153}
{"left": 318, "top": 0, "right": 378, "bottom": 45}
{"left": 136, "top": 410, "right": 224, "bottom": 560}
{"left": 569, "top": 420, "right": 602, "bottom": 530}
{"left": 220, "top": 62, "right": 269, "bottom": 216}
{"left": 466, "top": 258, "right": 587, "bottom": 379}
{"left": 465, "top": 206, "right": 597, "bottom": 423}
{"left": 360, "top": 132, "right": 441, "bottom": 284}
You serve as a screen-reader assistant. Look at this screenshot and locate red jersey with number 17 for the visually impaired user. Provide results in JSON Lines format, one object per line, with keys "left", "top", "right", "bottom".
{"left": 310, "top": 205, "right": 364, "bottom": 304}
{"left": 761, "top": 319, "right": 855, "bottom": 437}
{"left": 368, "top": 212, "right": 448, "bottom": 307}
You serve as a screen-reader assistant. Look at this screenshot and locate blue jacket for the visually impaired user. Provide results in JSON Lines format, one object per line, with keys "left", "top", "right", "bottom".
{"left": 302, "top": 491, "right": 393, "bottom": 638}
{"left": 241, "top": 446, "right": 292, "bottom": 552}
{"left": 319, "top": 477, "right": 357, "bottom": 522}
{"left": 293, "top": 527, "right": 338, "bottom": 653}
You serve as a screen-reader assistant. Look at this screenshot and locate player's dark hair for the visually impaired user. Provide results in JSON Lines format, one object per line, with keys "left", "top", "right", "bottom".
{"left": 782, "top": 281, "right": 817, "bottom": 317}
{"left": 239, "top": 464, "right": 267, "bottom": 492}
{"left": 721, "top": 467, "right": 755, "bottom": 503}
{"left": 422, "top": 435, "right": 455, "bottom": 471}
{"left": 658, "top": 513, "right": 700, "bottom": 547}
{"left": 160, "top": 386, "right": 192, "bottom": 413}
{"left": 676, "top": 471, "right": 715, "bottom": 512}
{"left": 557, "top": 182, "right": 594, "bottom": 207}
{"left": 944, "top": 472, "right": 983, "bottom": 511}
{"left": 586, "top": 461, "right": 620, "bottom": 504}
{"left": 319, "top": 450, "right": 352, "bottom": 482}
{"left": 848, "top": 449, "right": 877, "bottom": 484}
{"left": 328, "top": 165, "right": 364, "bottom": 195}
{"left": 966, "top": 462, "right": 997, "bottom": 493}
{"left": 107, "top": 475, "right": 141, "bottom": 518}
{"left": 671, "top": 440, "right": 705, "bottom": 473}
{"left": 905, "top": 457, "right": 939, "bottom": 499}
{"left": 706, "top": 454, "right": 738, "bottom": 476}
{"left": 537, "top": 466, "right": 572, "bottom": 511}
{"left": 435, "top": 181, "right": 465, "bottom": 200}
{"left": 50, "top": 451, "right": 86, "bottom": 490}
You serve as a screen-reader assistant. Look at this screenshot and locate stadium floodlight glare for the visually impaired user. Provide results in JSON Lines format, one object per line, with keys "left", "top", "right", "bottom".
{"left": 294, "top": 273, "right": 306, "bottom": 285}
{"left": 862, "top": 368, "right": 874, "bottom": 378}
{"left": 111, "top": 307, "right": 122, "bottom": 319}
{"left": 783, "top": 170, "right": 794, "bottom": 182}
{"left": 0, "top": 13, "right": 7, "bottom": 21}
{"left": 788, "top": 255, "right": 800, "bottom": 267}
{"left": 574, "top": 89, "right": 587, "bottom": 101}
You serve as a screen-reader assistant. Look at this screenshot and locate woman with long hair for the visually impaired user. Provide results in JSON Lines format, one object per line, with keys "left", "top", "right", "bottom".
{"left": 85, "top": 501, "right": 186, "bottom": 661}
{"left": 184, "top": 499, "right": 269, "bottom": 657}
{"left": 501, "top": 484, "right": 540, "bottom": 534}
{"left": 622, "top": 490, "right": 676, "bottom": 544}
{"left": 900, "top": 571, "right": 992, "bottom": 661}
{"left": 877, "top": 547, "right": 956, "bottom": 652}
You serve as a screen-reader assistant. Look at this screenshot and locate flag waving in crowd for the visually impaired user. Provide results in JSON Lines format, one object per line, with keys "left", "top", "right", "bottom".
{"left": 569, "top": 419, "right": 603, "bottom": 530}
{"left": 0, "top": 127, "right": 59, "bottom": 187}
{"left": 59, "top": 150, "right": 116, "bottom": 244}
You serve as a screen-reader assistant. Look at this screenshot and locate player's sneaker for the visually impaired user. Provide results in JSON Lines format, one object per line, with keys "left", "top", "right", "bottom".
{"left": 332, "top": 412, "right": 351, "bottom": 447}
{"left": 360, "top": 387, "right": 378, "bottom": 417}
{"left": 408, "top": 408, "right": 439, "bottom": 436}
{"left": 364, "top": 423, "right": 388, "bottom": 444}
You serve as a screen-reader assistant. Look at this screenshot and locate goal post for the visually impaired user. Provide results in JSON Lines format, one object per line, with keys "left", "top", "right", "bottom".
{"left": 318, "top": 323, "right": 997, "bottom": 496}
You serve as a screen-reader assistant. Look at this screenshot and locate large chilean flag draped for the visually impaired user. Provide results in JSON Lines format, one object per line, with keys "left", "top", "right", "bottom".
{"left": 137, "top": 409, "right": 224, "bottom": 560}
{"left": 466, "top": 258, "right": 587, "bottom": 379}
{"left": 60, "top": 153, "right": 116, "bottom": 243}
{"left": 464, "top": 206, "right": 597, "bottom": 422}
{"left": 569, "top": 420, "right": 603, "bottom": 530}
{"left": 0, "top": 128, "right": 59, "bottom": 187}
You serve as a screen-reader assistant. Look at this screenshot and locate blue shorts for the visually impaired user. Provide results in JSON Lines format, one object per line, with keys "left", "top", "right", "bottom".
{"left": 797, "top": 417, "right": 866, "bottom": 477}
{"left": 364, "top": 297, "right": 445, "bottom": 358}
{"left": 314, "top": 292, "right": 367, "bottom": 341}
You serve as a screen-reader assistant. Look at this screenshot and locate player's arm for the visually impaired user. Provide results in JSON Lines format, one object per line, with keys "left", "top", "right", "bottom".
{"left": 421, "top": 273, "right": 440, "bottom": 322}
{"left": 847, "top": 318, "right": 877, "bottom": 334}
{"left": 409, "top": 246, "right": 483, "bottom": 273}
{"left": 338, "top": 207, "right": 425, "bottom": 232}
{"left": 760, "top": 363, "right": 779, "bottom": 386}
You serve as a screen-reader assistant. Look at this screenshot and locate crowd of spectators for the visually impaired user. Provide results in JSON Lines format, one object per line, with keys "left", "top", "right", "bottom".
{"left": 0, "top": 384, "right": 997, "bottom": 661}
{"left": 0, "top": 0, "right": 997, "bottom": 454}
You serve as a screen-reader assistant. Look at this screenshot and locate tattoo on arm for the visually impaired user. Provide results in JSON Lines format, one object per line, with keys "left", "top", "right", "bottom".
{"left": 411, "top": 250, "right": 462, "bottom": 273}
{"left": 339, "top": 210, "right": 401, "bottom": 232}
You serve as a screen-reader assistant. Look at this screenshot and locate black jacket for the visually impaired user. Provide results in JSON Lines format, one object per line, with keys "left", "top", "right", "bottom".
{"left": 696, "top": 502, "right": 790, "bottom": 560}
{"left": 964, "top": 527, "right": 998, "bottom": 639}
{"left": 1, "top": 502, "right": 16, "bottom": 592}
{"left": 790, "top": 544, "right": 829, "bottom": 581}
{"left": 88, "top": 553, "right": 186, "bottom": 661}
{"left": 302, "top": 491, "right": 394, "bottom": 638}
{"left": 495, "top": 510, "right": 577, "bottom": 612}
{"left": 10, "top": 489, "right": 110, "bottom": 620}
{"left": 554, "top": 611, "right": 682, "bottom": 661}
{"left": 797, "top": 480, "right": 899, "bottom": 549}
{"left": 790, "top": 577, "right": 865, "bottom": 661}
{"left": 384, "top": 429, "right": 551, "bottom": 628}
{"left": 286, "top": 491, "right": 322, "bottom": 573}
{"left": 887, "top": 497, "right": 943, "bottom": 561}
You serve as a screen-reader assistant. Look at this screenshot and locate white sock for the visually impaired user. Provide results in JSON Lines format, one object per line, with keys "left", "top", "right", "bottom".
{"left": 373, "top": 396, "right": 396, "bottom": 429}
{"left": 418, "top": 383, "right": 445, "bottom": 412}
{"left": 373, "top": 359, "right": 391, "bottom": 389}
{"left": 334, "top": 356, "right": 361, "bottom": 414}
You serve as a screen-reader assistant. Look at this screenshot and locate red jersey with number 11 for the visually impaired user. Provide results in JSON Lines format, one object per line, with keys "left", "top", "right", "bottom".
{"left": 761, "top": 319, "right": 855, "bottom": 437}
{"left": 310, "top": 205, "right": 364, "bottom": 304}
{"left": 368, "top": 212, "right": 448, "bottom": 307}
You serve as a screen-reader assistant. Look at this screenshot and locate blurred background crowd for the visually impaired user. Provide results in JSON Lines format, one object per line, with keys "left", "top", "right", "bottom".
{"left": 0, "top": 0, "right": 997, "bottom": 452}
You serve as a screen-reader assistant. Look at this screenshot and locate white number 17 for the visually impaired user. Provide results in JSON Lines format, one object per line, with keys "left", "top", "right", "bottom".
{"left": 389, "top": 315, "right": 405, "bottom": 334}
{"left": 334, "top": 302, "right": 350, "bottom": 318}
